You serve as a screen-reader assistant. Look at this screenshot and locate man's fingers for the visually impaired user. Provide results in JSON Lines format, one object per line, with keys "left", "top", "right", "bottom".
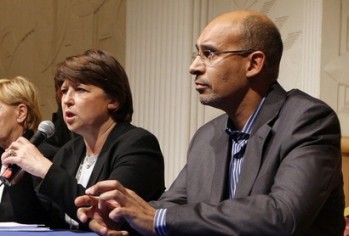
{"left": 75, "top": 195, "right": 91, "bottom": 207}
{"left": 89, "top": 219, "right": 108, "bottom": 236}
{"left": 76, "top": 207, "right": 93, "bottom": 223}
{"left": 99, "top": 189, "right": 127, "bottom": 204}
{"left": 75, "top": 195, "right": 100, "bottom": 223}
{"left": 108, "top": 207, "right": 126, "bottom": 222}
{"left": 86, "top": 181, "right": 130, "bottom": 207}
{"left": 86, "top": 180, "right": 127, "bottom": 196}
{"left": 106, "top": 230, "right": 129, "bottom": 236}
{"left": 98, "top": 198, "right": 120, "bottom": 212}
{"left": 88, "top": 219, "right": 129, "bottom": 236}
{"left": 75, "top": 195, "right": 99, "bottom": 207}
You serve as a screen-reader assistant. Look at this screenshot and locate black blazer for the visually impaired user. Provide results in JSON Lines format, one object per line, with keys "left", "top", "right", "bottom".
{"left": 38, "top": 122, "right": 165, "bottom": 229}
{"left": 151, "top": 82, "right": 345, "bottom": 236}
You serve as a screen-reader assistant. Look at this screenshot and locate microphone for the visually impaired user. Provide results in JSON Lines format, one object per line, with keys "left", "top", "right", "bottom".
{"left": 0, "top": 120, "right": 55, "bottom": 186}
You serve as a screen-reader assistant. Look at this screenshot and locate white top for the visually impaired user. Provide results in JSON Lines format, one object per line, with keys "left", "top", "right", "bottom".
{"left": 76, "top": 154, "right": 98, "bottom": 187}
{"left": 65, "top": 153, "right": 98, "bottom": 228}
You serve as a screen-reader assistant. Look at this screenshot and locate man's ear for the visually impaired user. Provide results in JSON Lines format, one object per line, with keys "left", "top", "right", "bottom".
{"left": 16, "top": 103, "right": 28, "bottom": 124}
{"left": 246, "top": 51, "right": 266, "bottom": 78}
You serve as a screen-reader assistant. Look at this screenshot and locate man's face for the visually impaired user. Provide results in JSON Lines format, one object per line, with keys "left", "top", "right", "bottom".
{"left": 189, "top": 21, "right": 251, "bottom": 112}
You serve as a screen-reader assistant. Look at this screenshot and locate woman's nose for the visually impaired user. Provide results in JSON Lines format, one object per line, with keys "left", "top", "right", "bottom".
{"left": 62, "top": 90, "right": 74, "bottom": 105}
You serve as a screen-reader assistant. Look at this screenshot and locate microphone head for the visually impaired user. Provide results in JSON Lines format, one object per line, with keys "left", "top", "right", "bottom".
{"left": 38, "top": 120, "right": 55, "bottom": 138}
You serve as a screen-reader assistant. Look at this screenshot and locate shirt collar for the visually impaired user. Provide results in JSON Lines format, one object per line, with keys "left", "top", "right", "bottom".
{"left": 225, "top": 97, "right": 266, "bottom": 138}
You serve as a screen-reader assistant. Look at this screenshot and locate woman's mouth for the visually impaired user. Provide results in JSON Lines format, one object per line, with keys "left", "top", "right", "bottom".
{"left": 64, "top": 111, "right": 76, "bottom": 124}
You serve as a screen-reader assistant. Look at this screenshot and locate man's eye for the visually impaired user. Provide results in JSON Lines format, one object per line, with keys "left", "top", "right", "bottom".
{"left": 202, "top": 50, "right": 215, "bottom": 58}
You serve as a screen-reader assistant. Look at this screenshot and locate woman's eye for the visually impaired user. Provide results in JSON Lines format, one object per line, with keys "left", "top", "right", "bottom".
{"left": 60, "top": 88, "right": 67, "bottom": 94}
{"left": 76, "top": 87, "right": 87, "bottom": 92}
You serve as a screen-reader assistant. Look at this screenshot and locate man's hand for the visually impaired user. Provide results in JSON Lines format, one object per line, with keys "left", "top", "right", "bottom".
{"left": 84, "top": 180, "right": 157, "bottom": 236}
{"left": 75, "top": 194, "right": 128, "bottom": 236}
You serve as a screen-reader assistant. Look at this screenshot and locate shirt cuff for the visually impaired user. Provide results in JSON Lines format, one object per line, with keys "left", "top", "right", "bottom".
{"left": 154, "top": 208, "right": 167, "bottom": 236}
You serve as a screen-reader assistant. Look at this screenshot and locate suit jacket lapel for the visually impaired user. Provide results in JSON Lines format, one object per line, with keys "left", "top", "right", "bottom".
{"left": 210, "top": 115, "right": 231, "bottom": 202}
{"left": 87, "top": 122, "right": 129, "bottom": 187}
{"left": 60, "top": 138, "right": 85, "bottom": 177}
{"left": 234, "top": 82, "right": 287, "bottom": 197}
{"left": 234, "top": 125, "right": 272, "bottom": 197}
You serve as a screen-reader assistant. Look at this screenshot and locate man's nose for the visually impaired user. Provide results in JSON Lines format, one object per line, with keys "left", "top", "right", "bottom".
{"left": 189, "top": 55, "right": 204, "bottom": 76}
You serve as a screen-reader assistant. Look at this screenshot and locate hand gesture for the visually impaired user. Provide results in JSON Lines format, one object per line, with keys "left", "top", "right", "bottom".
{"left": 76, "top": 180, "right": 157, "bottom": 236}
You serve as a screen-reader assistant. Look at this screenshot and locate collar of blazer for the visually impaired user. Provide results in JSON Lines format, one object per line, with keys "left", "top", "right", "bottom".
{"left": 87, "top": 122, "right": 132, "bottom": 187}
{"left": 234, "top": 82, "right": 288, "bottom": 198}
{"left": 208, "top": 82, "right": 288, "bottom": 201}
{"left": 70, "top": 122, "right": 131, "bottom": 187}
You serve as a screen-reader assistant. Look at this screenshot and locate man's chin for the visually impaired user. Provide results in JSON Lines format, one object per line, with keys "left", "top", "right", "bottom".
{"left": 199, "top": 95, "right": 214, "bottom": 106}
{"left": 199, "top": 97, "right": 208, "bottom": 104}
{"left": 199, "top": 97, "right": 223, "bottom": 110}
{"left": 199, "top": 100, "right": 209, "bottom": 105}
{"left": 199, "top": 99, "right": 217, "bottom": 108}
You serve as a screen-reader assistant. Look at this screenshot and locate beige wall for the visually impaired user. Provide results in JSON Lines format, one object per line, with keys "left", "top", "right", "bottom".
{"left": 322, "top": 0, "right": 349, "bottom": 135}
{"left": 0, "top": 0, "right": 126, "bottom": 120}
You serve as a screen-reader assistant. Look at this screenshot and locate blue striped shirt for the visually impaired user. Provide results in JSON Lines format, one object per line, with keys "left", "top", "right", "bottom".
{"left": 154, "top": 98, "right": 265, "bottom": 235}
{"left": 227, "top": 97, "right": 265, "bottom": 198}
{"left": 154, "top": 208, "right": 167, "bottom": 236}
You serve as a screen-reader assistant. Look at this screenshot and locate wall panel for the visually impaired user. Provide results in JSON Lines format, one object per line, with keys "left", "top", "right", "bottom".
{"left": 126, "top": 0, "right": 195, "bottom": 187}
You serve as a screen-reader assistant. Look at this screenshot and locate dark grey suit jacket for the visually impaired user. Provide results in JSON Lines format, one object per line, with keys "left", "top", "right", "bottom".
{"left": 38, "top": 122, "right": 165, "bottom": 229}
{"left": 151, "top": 82, "right": 344, "bottom": 236}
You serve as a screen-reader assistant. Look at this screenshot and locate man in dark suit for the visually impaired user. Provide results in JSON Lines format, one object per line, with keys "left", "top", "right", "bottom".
{"left": 75, "top": 10, "right": 345, "bottom": 235}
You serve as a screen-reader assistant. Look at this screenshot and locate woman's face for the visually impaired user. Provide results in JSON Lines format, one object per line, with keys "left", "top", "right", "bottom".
{"left": 0, "top": 102, "right": 24, "bottom": 149}
{"left": 60, "top": 80, "right": 117, "bottom": 136}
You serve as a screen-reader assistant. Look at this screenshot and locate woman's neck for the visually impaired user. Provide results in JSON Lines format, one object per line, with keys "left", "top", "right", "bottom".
{"left": 84, "top": 121, "right": 117, "bottom": 156}
{"left": 0, "top": 127, "right": 25, "bottom": 150}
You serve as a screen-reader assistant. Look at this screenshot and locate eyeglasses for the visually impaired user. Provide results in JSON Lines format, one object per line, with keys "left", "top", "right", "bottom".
{"left": 193, "top": 49, "right": 256, "bottom": 66}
